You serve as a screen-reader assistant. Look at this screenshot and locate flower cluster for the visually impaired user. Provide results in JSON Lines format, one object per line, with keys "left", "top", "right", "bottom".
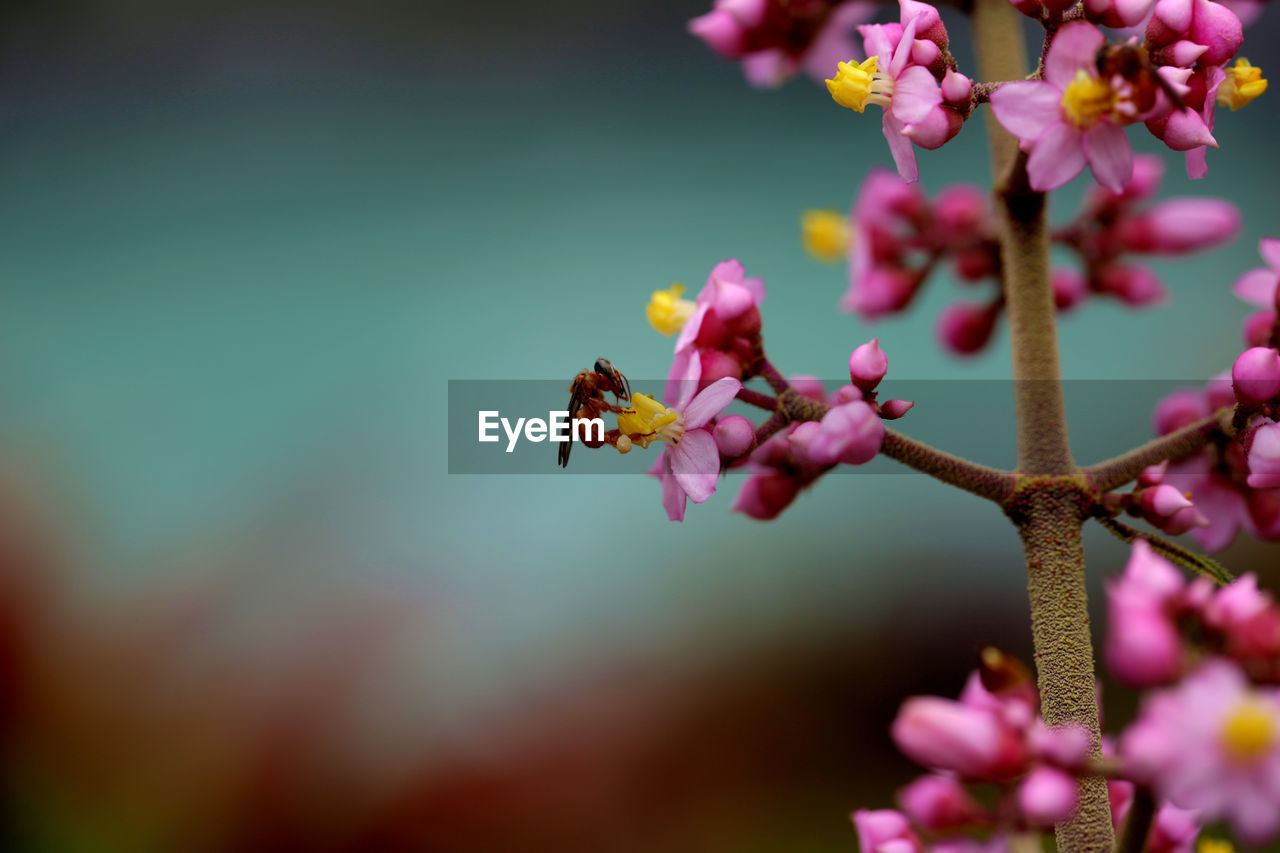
{"left": 825, "top": 0, "right": 969, "bottom": 182}
{"left": 688, "top": 0, "right": 874, "bottom": 89}
{"left": 826, "top": 157, "right": 1238, "bottom": 354}
{"left": 1103, "top": 543, "right": 1280, "bottom": 843}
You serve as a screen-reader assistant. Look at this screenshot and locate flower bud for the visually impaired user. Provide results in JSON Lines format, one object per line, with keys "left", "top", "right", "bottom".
{"left": 1084, "top": 0, "right": 1158, "bottom": 28}
{"left": 846, "top": 268, "right": 917, "bottom": 319}
{"left": 1139, "top": 484, "right": 1195, "bottom": 518}
{"left": 714, "top": 415, "right": 756, "bottom": 458}
{"left": 1246, "top": 419, "right": 1280, "bottom": 489}
{"left": 1153, "top": 389, "right": 1207, "bottom": 435}
{"left": 898, "top": 775, "right": 984, "bottom": 832}
{"left": 698, "top": 349, "right": 743, "bottom": 389}
{"left": 880, "top": 399, "right": 915, "bottom": 419}
{"left": 1019, "top": 767, "right": 1079, "bottom": 827}
{"left": 801, "top": 401, "right": 885, "bottom": 466}
{"left": 789, "top": 375, "right": 826, "bottom": 402}
{"left": 1097, "top": 264, "right": 1167, "bottom": 306}
{"left": 1105, "top": 592, "right": 1183, "bottom": 687}
{"left": 1232, "top": 346, "right": 1280, "bottom": 405}
{"left": 1117, "top": 199, "right": 1240, "bottom": 254}
{"left": 892, "top": 696, "right": 1028, "bottom": 780}
{"left": 932, "top": 185, "right": 987, "bottom": 244}
{"left": 852, "top": 809, "right": 922, "bottom": 853}
{"left": 1244, "top": 311, "right": 1276, "bottom": 348}
{"left": 1052, "top": 268, "right": 1089, "bottom": 311}
{"left": 941, "top": 70, "right": 972, "bottom": 106}
{"left": 732, "top": 471, "right": 800, "bottom": 520}
{"left": 687, "top": 8, "right": 748, "bottom": 58}
{"left": 849, "top": 339, "right": 889, "bottom": 392}
{"left": 937, "top": 301, "right": 1000, "bottom": 355}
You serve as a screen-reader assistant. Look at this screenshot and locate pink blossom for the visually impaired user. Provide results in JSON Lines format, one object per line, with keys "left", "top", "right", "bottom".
{"left": 891, "top": 696, "right": 1029, "bottom": 781}
{"left": 1232, "top": 346, "right": 1280, "bottom": 405}
{"left": 1104, "top": 541, "right": 1186, "bottom": 687}
{"left": 1234, "top": 237, "right": 1280, "bottom": 310}
{"left": 733, "top": 468, "right": 802, "bottom": 520}
{"left": 1145, "top": 0, "right": 1244, "bottom": 67}
{"left": 667, "top": 258, "right": 765, "bottom": 402}
{"left": 937, "top": 301, "right": 1001, "bottom": 355}
{"left": 792, "top": 399, "right": 885, "bottom": 465}
{"left": 897, "top": 774, "right": 986, "bottom": 832}
{"left": 851, "top": 809, "right": 922, "bottom": 853}
{"left": 1084, "top": 0, "right": 1159, "bottom": 28}
{"left": 1018, "top": 766, "right": 1079, "bottom": 827}
{"left": 990, "top": 23, "right": 1135, "bottom": 191}
{"left": 1246, "top": 420, "right": 1280, "bottom": 489}
{"left": 849, "top": 338, "right": 889, "bottom": 391}
{"left": 1121, "top": 658, "right": 1280, "bottom": 844}
{"left": 1114, "top": 198, "right": 1241, "bottom": 253}
{"left": 714, "top": 414, "right": 756, "bottom": 458}
{"left": 644, "top": 377, "right": 744, "bottom": 521}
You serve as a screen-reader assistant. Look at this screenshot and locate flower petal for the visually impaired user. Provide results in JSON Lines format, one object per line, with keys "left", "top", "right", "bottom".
{"left": 1262, "top": 237, "right": 1280, "bottom": 271}
{"left": 882, "top": 113, "right": 919, "bottom": 183}
{"left": 1026, "top": 122, "right": 1086, "bottom": 191}
{"left": 670, "top": 430, "right": 720, "bottom": 503}
{"left": 1234, "top": 268, "right": 1279, "bottom": 307}
{"left": 990, "top": 81, "right": 1064, "bottom": 142}
{"left": 666, "top": 347, "right": 702, "bottom": 409}
{"left": 891, "top": 65, "right": 942, "bottom": 125}
{"left": 659, "top": 452, "right": 687, "bottom": 521}
{"left": 1083, "top": 122, "right": 1133, "bottom": 192}
{"left": 682, "top": 376, "right": 743, "bottom": 429}
{"left": 889, "top": 14, "right": 920, "bottom": 78}
{"left": 1044, "top": 22, "right": 1105, "bottom": 90}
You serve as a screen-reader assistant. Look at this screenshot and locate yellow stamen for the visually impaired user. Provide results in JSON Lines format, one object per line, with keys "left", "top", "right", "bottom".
{"left": 616, "top": 393, "right": 682, "bottom": 448}
{"left": 646, "top": 283, "right": 696, "bottom": 336}
{"left": 1218, "top": 58, "right": 1267, "bottom": 111}
{"left": 1198, "top": 840, "right": 1235, "bottom": 853}
{"left": 1220, "top": 699, "right": 1276, "bottom": 763}
{"left": 825, "top": 56, "right": 892, "bottom": 113}
{"left": 1060, "top": 70, "right": 1116, "bottom": 128}
{"left": 802, "top": 209, "right": 851, "bottom": 263}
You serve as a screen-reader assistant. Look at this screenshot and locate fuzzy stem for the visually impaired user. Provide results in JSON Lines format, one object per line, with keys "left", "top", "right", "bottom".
{"left": 736, "top": 387, "right": 779, "bottom": 411}
{"left": 1083, "top": 408, "right": 1233, "bottom": 493}
{"left": 880, "top": 430, "right": 1015, "bottom": 502}
{"left": 973, "top": 0, "right": 1112, "bottom": 849}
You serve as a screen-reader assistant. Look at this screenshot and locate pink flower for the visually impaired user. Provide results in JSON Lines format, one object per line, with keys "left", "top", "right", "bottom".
{"left": 1104, "top": 541, "right": 1186, "bottom": 687}
{"left": 851, "top": 809, "right": 923, "bottom": 853}
{"left": 1114, "top": 197, "right": 1241, "bottom": 253}
{"left": 1246, "top": 420, "right": 1280, "bottom": 489}
{"left": 666, "top": 259, "right": 765, "bottom": 402}
{"left": 1232, "top": 346, "right": 1280, "bottom": 406}
{"left": 1018, "top": 766, "right": 1079, "bottom": 827}
{"left": 1234, "top": 237, "right": 1280, "bottom": 310}
{"left": 791, "top": 399, "right": 885, "bottom": 465}
{"left": 637, "top": 377, "right": 744, "bottom": 521}
{"left": 689, "top": 0, "right": 876, "bottom": 89}
{"left": 1145, "top": 0, "right": 1244, "bottom": 67}
{"left": 897, "top": 774, "right": 986, "bottom": 832}
{"left": 891, "top": 695, "right": 1029, "bottom": 781}
{"left": 990, "top": 23, "right": 1135, "bottom": 191}
{"left": 1121, "top": 658, "right": 1280, "bottom": 844}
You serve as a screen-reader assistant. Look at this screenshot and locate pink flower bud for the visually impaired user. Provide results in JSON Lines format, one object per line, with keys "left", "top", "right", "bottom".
{"left": 1140, "top": 484, "right": 1194, "bottom": 518}
{"left": 1243, "top": 310, "right": 1277, "bottom": 349}
{"left": 829, "top": 384, "right": 864, "bottom": 406}
{"left": 733, "top": 471, "right": 800, "bottom": 520}
{"left": 1159, "top": 505, "right": 1210, "bottom": 536}
{"left": 1122, "top": 155, "right": 1166, "bottom": 202}
{"left": 898, "top": 774, "right": 984, "bottom": 831}
{"left": 788, "top": 374, "right": 826, "bottom": 402}
{"left": 901, "top": 0, "right": 949, "bottom": 48}
{"left": 717, "top": 0, "right": 769, "bottom": 28}
{"left": 941, "top": 70, "right": 972, "bottom": 106}
{"left": 714, "top": 415, "right": 755, "bottom": 458}
{"left": 852, "top": 809, "right": 922, "bottom": 853}
{"left": 1149, "top": 803, "right": 1201, "bottom": 853}
{"left": 1153, "top": 389, "right": 1207, "bottom": 435}
{"left": 787, "top": 421, "right": 825, "bottom": 467}
{"left": 849, "top": 339, "right": 889, "bottom": 392}
{"left": 1138, "top": 462, "right": 1168, "bottom": 488}
{"left": 1097, "top": 264, "right": 1167, "bottom": 306}
{"left": 937, "top": 302, "right": 1000, "bottom": 355}
{"left": 1207, "top": 371, "right": 1236, "bottom": 411}
{"left": 1164, "top": 38, "right": 1210, "bottom": 66}
{"left": 846, "top": 268, "right": 916, "bottom": 319}
{"left": 687, "top": 9, "right": 748, "bottom": 58}
{"left": 801, "top": 401, "right": 884, "bottom": 465}
{"left": 953, "top": 246, "right": 998, "bottom": 281}
{"left": 1117, "top": 199, "right": 1240, "bottom": 254}
{"left": 1232, "top": 346, "right": 1280, "bottom": 405}
{"left": 1246, "top": 420, "right": 1280, "bottom": 490}
{"left": 1052, "top": 268, "right": 1089, "bottom": 311}
{"left": 891, "top": 697, "right": 1028, "bottom": 780}
{"left": 1190, "top": 0, "right": 1244, "bottom": 66}
{"left": 1018, "top": 766, "right": 1079, "bottom": 827}
{"left": 880, "top": 399, "right": 915, "bottom": 419}
{"left": 933, "top": 185, "right": 988, "bottom": 244}
{"left": 1105, "top": 593, "right": 1183, "bottom": 687}
{"left": 1028, "top": 721, "right": 1092, "bottom": 768}
{"left": 1085, "top": 0, "right": 1157, "bottom": 28}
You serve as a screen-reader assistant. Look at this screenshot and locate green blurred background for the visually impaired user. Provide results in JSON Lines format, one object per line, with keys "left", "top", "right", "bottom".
{"left": 1, "top": 1, "right": 1278, "bottom": 849}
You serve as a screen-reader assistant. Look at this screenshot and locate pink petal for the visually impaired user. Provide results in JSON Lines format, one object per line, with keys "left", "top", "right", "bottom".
{"left": 682, "top": 376, "right": 743, "bottom": 429}
{"left": 1185, "top": 146, "right": 1208, "bottom": 179}
{"left": 882, "top": 113, "right": 919, "bottom": 183}
{"left": 801, "top": 1, "right": 873, "bottom": 81}
{"left": 1157, "top": 108, "right": 1218, "bottom": 151}
{"left": 1083, "top": 122, "right": 1133, "bottom": 191}
{"left": 889, "top": 14, "right": 920, "bottom": 78}
{"left": 1044, "top": 23, "right": 1106, "bottom": 90}
{"left": 659, "top": 452, "right": 687, "bottom": 521}
{"left": 891, "top": 65, "right": 943, "bottom": 125}
{"left": 670, "top": 430, "right": 720, "bottom": 503}
{"left": 1235, "top": 268, "right": 1279, "bottom": 307}
{"left": 674, "top": 301, "right": 710, "bottom": 354}
{"left": 741, "top": 50, "right": 795, "bottom": 89}
{"left": 990, "top": 81, "right": 1064, "bottom": 142}
{"left": 667, "top": 347, "right": 702, "bottom": 410}
{"left": 1026, "top": 122, "right": 1086, "bottom": 191}
{"left": 1262, "top": 237, "right": 1280, "bottom": 271}
{"left": 860, "top": 23, "right": 897, "bottom": 63}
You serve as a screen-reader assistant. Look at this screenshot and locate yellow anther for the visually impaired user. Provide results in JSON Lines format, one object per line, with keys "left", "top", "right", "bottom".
{"left": 825, "top": 56, "right": 892, "bottom": 113}
{"left": 1198, "top": 840, "right": 1235, "bottom": 853}
{"left": 617, "top": 393, "right": 682, "bottom": 448}
{"left": 1060, "top": 70, "right": 1115, "bottom": 128}
{"left": 1218, "top": 58, "right": 1267, "bottom": 111}
{"left": 1221, "top": 699, "right": 1276, "bottom": 763}
{"left": 802, "top": 209, "right": 851, "bottom": 263}
{"left": 646, "top": 283, "right": 697, "bottom": 336}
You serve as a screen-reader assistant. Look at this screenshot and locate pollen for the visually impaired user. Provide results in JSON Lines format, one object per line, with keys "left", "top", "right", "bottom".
{"left": 1060, "top": 70, "right": 1115, "bottom": 128}
{"left": 617, "top": 393, "right": 682, "bottom": 448}
{"left": 825, "top": 56, "right": 892, "bottom": 113}
{"left": 646, "top": 283, "right": 697, "bottom": 336}
{"left": 1220, "top": 699, "right": 1276, "bottom": 763}
{"left": 615, "top": 434, "right": 632, "bottom": 454}
{"left": 1218, "top": 58, "right": 1267, "bottom": 111}
{"left": 802, "top": 209, "right": 851, "bottom": 263}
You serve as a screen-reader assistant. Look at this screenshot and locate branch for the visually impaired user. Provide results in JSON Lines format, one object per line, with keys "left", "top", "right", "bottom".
{"left": 736, "top": 387, "right": 778, "bottom": 411}
{"left": 1083, "top": 408, "right": 1234, "bottom": 494}
{"left": 880, "top": 429, "right": 1016, "bottom": 503}
{"left": 1094, "top": 515, "right": 1234, "bottom": 585}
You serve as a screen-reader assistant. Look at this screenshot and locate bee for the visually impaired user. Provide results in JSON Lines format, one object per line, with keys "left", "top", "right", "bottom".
{"left": 1095, "top": 41, "right": 1186, "bottom": 116}
{"left": 558, "top": 358, "right": 632, "bottom": 468}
